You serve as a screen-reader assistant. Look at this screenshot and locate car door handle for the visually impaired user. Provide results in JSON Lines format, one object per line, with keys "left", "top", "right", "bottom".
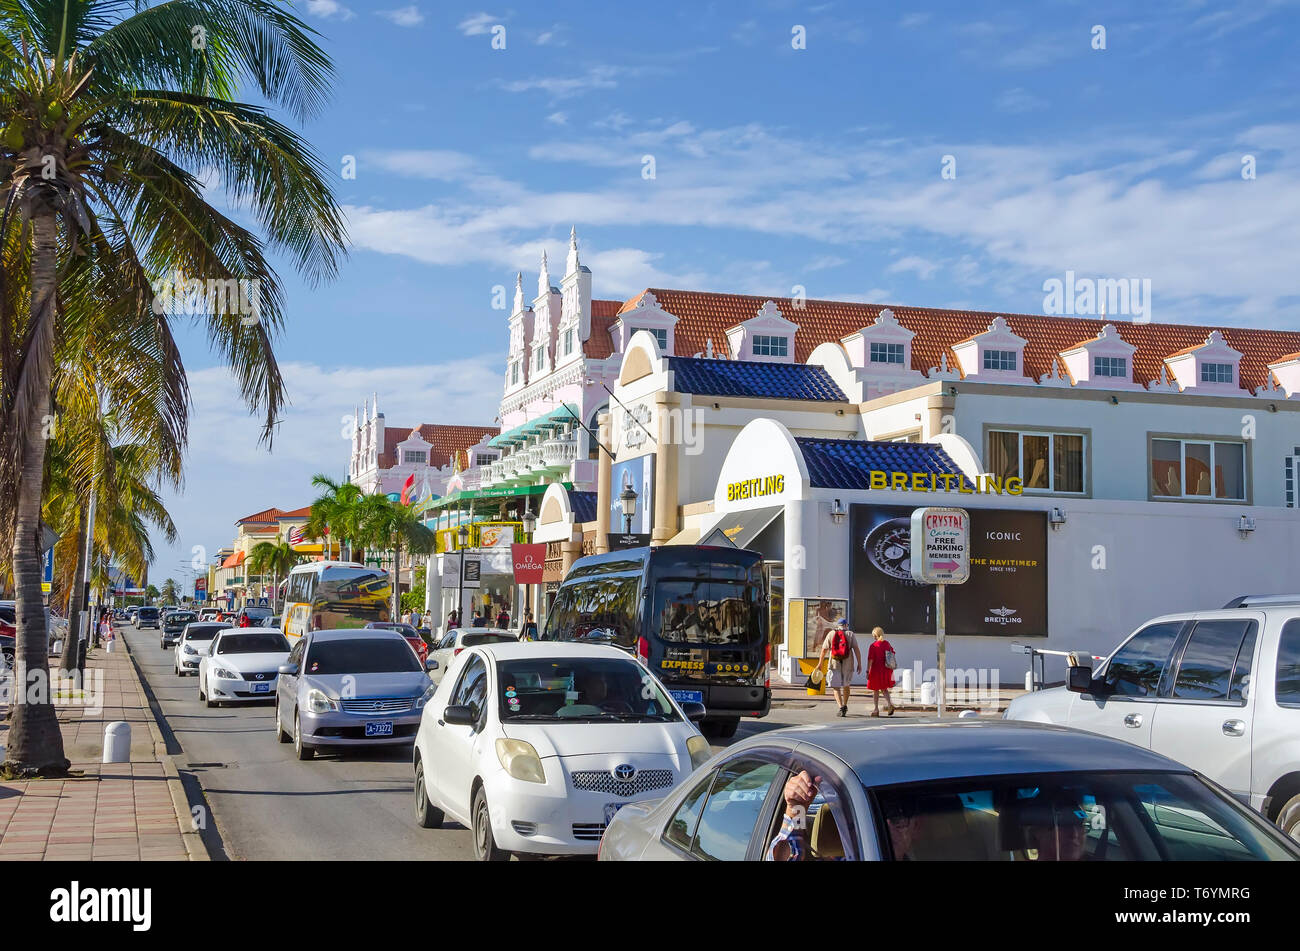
{"left": 1222, "top": 719, "right": 1246, "bottom": 737}
{"left": 1123, "top": 713, "right": 1143, "bottom": 728}
{"left": 436, "top": 719, "right": 445, "bottom": 727}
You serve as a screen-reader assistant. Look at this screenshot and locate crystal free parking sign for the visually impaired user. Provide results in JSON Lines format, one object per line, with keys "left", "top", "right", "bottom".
{"left": 910, "top": 507, "right": 970, "bottom": 585}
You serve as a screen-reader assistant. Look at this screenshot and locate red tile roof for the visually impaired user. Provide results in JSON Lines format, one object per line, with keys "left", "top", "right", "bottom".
{"left": 378, "top": 423, "right": 500, "bottom": 470}
{"left": 581, "top": 300, "right": 623, "bottom": 359}
{"left": 615, "top": 289, "right": 1300, "bottom": 393}
{"left": 236, "top": 507, "right": 283, "bottom": 524}
{"left": 276, "top": 506, "right": 312, "bottom": 520}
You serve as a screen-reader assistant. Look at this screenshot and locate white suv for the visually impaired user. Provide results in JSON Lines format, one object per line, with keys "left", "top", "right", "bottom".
{"left": 1005, "top": 594, "right": 1300, "bottom": 840}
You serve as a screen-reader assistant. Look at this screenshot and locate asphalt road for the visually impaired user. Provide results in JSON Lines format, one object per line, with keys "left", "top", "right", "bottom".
{"left": 120, "top": 622, "right": 855, "bottom": 861}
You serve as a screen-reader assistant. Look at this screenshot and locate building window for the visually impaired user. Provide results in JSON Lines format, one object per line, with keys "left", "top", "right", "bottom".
{"left": 983, "top": 349, "right": 1018, "bottom": 372}
{"left": 869, "top": 342, "right": 906, "bottom": 365}
{"left": 752, "top": 334, "right": 789, "bottom": 357}
{"left": 988, "top": 430, "right": 1086, "bottom": 494}
{"left": 563, "top": 328, "right": 574, "bottom": 356}
{"left": 402, "top": 450, "right": 425, "bottom": 464}
{"left": 510, "top": 362, "right": 520, "bottom": 385}
{"left": 1201, "top": 362, "right": 1234, "bottom": 384}
{"left": 535, "top": 348, "right": 545, "bottom": 371}
{"left": 1287, "top": 451, "right": 1299, "bottom": 508}
{"left": 1093, "top": 356, "right": 1127, "bottom": 378}
{"left": 633, "top": 326, "right": 668, "bottom": 349}
{"left": 474, "top": 452, "right": 498, "bottom": 467}
{"left": 1151, "top": 438, "right": 1246, "bottom": 500}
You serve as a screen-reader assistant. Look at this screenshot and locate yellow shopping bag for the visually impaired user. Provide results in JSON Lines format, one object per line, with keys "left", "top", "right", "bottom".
{"left": 798, "top": 658, "right": 827, "bottom": 696}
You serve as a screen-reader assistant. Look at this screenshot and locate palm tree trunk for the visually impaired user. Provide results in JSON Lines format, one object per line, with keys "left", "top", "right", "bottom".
{"left": 58, "top": 510, "right": 89, "bottom": 673}
{"left": 5, "top": 212, "right": 70, "bottom": 775}
{"left": 392, "top": 535, "right": 401, "bottom": 621}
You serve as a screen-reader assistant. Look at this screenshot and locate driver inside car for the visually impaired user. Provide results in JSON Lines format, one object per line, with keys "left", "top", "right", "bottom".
{"left": 1020, "top": 792, "right": 1090, "bottom": 861}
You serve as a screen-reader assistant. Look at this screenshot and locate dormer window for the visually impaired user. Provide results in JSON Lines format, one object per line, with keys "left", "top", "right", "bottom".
{"left": 402, "top": 450, "right": 426, "bottom": 464}
{"left": 633, "top": 326, "right": 668, "bottom": 349}
{"left": 1201, "top": 362, "right": 1233, "bottom": 384}
{"left": 870, "top": 342, "right": 906, "bottom": 364}
{"left": 1094, "top": 356, "right": 1127, "bottom": 378}
{"left": 753, "top": 334, "right": 788, "bottom": 357}
{"left": 983, "top": 349, "right": 1017, "bottom": 372}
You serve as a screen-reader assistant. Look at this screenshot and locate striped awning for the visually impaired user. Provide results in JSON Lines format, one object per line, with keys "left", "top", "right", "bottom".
{"left": 490, "top": 404, "right": 579, "bottom": 447}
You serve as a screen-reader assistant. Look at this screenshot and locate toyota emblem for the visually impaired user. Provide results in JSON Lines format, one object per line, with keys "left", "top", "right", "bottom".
{"left": 612, "top": 764, "right": 637, "bottom": 782}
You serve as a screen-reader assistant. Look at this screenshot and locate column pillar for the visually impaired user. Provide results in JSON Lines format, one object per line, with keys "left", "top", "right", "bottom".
{"left": 651, "top": 392, "right": 680, "bottom": 546}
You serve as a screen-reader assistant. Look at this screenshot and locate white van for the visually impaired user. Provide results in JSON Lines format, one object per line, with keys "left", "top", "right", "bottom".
{"left": 1005, "top": 594, "right": 1300, "bottom": 839}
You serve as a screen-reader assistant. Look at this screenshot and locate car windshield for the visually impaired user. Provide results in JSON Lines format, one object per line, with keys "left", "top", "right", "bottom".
{"left": 242, "top": 607, "right": 272, "bottom": 619}
{"left": 304, "top": 638, "right": 421, "bottom": 675}
{"left": 496, "top": 657, "right": 680, "bottom": 722}
{"left": 463, "top": 632, "right": 517, "bottom": 647}
{"left": 185, "top": 625, "right": 226, "bottom": 640}
{"left": 138, "top": 609, "right": 158, "bottom": 619}
{"left": 216, "top": 632, "right": 289, "bottom": 654}
{"left": 872, "top": 771, "right": 1296, "bottom": 862}
{"left": 368, "top": 622, "right": 417, "bottom": 637}
{"left": 168, "top": 613, "right": 196, "bottom": 624}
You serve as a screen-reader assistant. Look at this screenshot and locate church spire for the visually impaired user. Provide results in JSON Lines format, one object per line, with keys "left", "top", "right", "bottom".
{"left": 537, "top": 249, "right": 551, "bottom": 298}
{"left": 513, "top": 271, "right": 524, "bottom": 314}
{"left": 565, "top": 226, "right": 580, "bottom": 276}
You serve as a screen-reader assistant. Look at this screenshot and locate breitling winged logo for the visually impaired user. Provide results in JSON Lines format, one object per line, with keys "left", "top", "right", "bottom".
{"left": 989, "top": 606, "right": 1017, "bottom": 617}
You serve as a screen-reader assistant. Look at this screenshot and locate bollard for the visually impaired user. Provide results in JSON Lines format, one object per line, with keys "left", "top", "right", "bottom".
{"left": 51, "top": 639, "right": 63, "bottom": 656}
{"left": 105, "top": 637, "right": 115, "bottom": 654}
{"left": 103, "top": 721, "right": 131, "bottom": 764}
{"left": 920, "top": 680, "right": 937, "bottom": 706}
{"left": 1025, "top": 670, "right": 1034, "bottom": 691}
{"left": 958, "top": 709, "right": 979, "bottom": 719}
{"left": 899, "top": 668, "right": 915, "bottom": 692}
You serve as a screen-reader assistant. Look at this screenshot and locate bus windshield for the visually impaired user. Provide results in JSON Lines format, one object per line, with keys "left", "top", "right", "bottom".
{"left": 652, "top": 578, "right": 763, "bottom": 645}
{"left": 314, "top": 566, "right": 391, "bottom": 628}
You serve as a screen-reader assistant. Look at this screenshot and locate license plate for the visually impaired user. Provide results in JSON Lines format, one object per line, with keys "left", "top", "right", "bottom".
{"left": 365, "top": 721, "right": 394, "bottom": 737}
{"left": 604, "top": 802, "right": 627, "bottom": 825}
{"left": 251, "top": 682, "right": 271, "bottom": 694}
{"left": 670, "top": 689, "right": 703, "bottom": 705}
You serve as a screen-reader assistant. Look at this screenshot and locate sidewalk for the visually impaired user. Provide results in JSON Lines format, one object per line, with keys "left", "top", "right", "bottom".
{"left": 0, "top": 632, "right": 206, "bottom": 861}
{"left": 770, "top": 669, "right": 1028, "bottom": 713}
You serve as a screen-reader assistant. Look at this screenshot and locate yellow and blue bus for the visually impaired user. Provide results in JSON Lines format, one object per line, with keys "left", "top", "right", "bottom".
{"left": 281, "top": 561, "right": 392, "bottom": 643}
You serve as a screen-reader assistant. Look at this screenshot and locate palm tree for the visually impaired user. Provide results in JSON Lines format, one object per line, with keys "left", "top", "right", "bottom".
{"left": 159, "top": 578, "right": 179, "bottom": 605}
{"left": 247, "top": 539, "right": 300, "bottom": 612}
{"left": 360, "top": 494, "right": 437, "bottom": 621}
{"left": 0, "top": 2, "right": 345, "bottom": 774}
{"left": 304, "top": 476, "right": 366, "bottom": 561}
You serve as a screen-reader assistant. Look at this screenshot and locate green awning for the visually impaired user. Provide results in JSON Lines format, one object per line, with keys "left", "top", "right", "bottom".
{"left": 490, "top": 404, "right": 579, "bottom": 447}
{"left": 424, "top": 481, "right": 572, "bottom": 511}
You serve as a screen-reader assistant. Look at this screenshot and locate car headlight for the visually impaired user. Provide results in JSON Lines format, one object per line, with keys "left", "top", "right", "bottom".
{"left": 306, "top": 688, "right": 338, "bottom": 714}
{"left": 415, "top": 683, "right": 436, "bottom": 709}
{"left": 687, "top": 734, "right": 712, "bottom": 769}
{"left": 215, "top": 668, "right": 237, "bottom": 680}
{"left": 495, "top": 738, "right": 545, "bottom": 784}
{"left": 182, "top": 645, "right": 196, "bottom": 655}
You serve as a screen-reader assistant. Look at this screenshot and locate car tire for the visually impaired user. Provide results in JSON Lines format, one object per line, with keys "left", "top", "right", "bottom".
{"left": 472, "top": 787, "right": 508, "bottom": 861}
{"left": 160, "top": 638, "right": 165, "bottom": 649}
{"left": 1277, "top": 793, "right": 1300, "bottom": 843}
{"left": 702, "top": 717, "right": 740, "bottom": 739}
{"left": 293, "top": 712, "right": 315, "bottom": 761}
{"left": 413, "top": 758, "right": 444, "bottom": 829}
{"left": 198, "top": 677, "right": 206, "bottom": 701}
{"left": 276, "top": 705, "right": 292, "bottom": 744}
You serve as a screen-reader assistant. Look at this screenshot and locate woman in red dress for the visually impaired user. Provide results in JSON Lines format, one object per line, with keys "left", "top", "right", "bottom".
{"left": 865, "top": 626, "right": 896, "bottom": 717}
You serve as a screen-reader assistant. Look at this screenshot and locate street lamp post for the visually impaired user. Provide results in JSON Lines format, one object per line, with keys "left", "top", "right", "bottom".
{"left": 521, "top": 505, "right": 537, "bottom": 630}
{"left": 456, "top": 523, "right": 470, "bottom": 629}
{"left": 620, "top": 483, "right": 638, "bottom": 535}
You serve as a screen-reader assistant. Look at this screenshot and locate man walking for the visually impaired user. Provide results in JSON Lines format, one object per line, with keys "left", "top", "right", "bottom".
{"left": 817, "top": 617, "right": 861, "bottom": 718}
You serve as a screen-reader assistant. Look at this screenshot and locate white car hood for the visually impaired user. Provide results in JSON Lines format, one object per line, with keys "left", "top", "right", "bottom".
{"left": 211, "top": 651, "right": 289, "bottom": 672}
{"left": 1004, "top": 685, "right": 1073, "bottom": 724}
{"left": 502, "top": 721, "right": 689, "bottom": 759}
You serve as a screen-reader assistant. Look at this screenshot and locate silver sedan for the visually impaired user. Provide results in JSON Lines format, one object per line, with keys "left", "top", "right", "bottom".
{"left": 598, "top": 719, "right": 1300, "bottom": 862}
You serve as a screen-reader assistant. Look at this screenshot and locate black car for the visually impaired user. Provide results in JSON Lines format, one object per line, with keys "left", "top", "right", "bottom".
{"left": 137, "top": 606, "right": 161, "bottom": 629}
{"left": 161, "top": 611, "right": 197, "bottom": 647}
{"left": 1, "top": 631, "right": 14, "bottom": 671}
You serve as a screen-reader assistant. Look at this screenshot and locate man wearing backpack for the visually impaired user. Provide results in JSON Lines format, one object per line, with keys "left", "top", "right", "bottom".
{"left": 817, "top": 617, "right": 861, "bottom": 718}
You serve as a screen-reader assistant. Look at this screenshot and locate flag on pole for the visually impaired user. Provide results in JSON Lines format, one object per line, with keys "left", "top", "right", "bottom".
{"left": 288, "top": 526, "right": 304, "bottom": 546}
{"left": 412, "top": 475, "right": 435, "bottom": 516}
{"left": 400, "top": 472, "right": 416, "bottom": 505}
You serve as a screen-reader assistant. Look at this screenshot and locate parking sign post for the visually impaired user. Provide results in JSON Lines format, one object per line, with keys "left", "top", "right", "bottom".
{"left": 910, "top": 507, "right": 971, "bottom": 718}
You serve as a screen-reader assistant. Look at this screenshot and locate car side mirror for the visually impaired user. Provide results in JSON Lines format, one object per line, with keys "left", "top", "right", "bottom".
{"left": 442, "top": 705, "right": 476, "bottom": 726}
{"left": 1066, "top": 652, "right": 1106, "bottom": 694}
{"left": 277, "top": 663, "right": 298, "bottom": 676}
{"left": 681, "top": 701, "right": 707, "bottom": 722}
{"left": 424, "top": 657, "right": 440, "bottom": 671}
{"left": 1067, "top": 664, "right": 1092, "bottom": 693}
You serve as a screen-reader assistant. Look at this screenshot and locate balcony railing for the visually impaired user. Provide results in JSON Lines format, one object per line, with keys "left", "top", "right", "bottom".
{"left": 542, "top": 436, "right": 577, "bottom": 468}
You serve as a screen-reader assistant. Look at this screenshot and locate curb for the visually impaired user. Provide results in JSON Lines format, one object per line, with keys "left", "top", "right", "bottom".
{"left": 117, "top": 633, "right": 211, "bottom": 862}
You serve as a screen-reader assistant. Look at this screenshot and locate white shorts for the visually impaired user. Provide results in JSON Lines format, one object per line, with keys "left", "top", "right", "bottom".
{"left": 829, "top": 661, "right": 855, "bottom": 688}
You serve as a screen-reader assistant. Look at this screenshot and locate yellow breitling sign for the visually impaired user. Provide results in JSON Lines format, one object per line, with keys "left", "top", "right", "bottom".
{"left": 870, "top": 471, "right": 1024, "bottom": 496}
{"left": 726, "top": 475, "right": 785, "bottom": 502}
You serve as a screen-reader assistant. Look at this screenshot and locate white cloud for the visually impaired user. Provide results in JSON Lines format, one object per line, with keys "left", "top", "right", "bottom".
{"left": 458, "top": 12, "right": 500, "bottom": 35}
{"left": 996, "top": 87, "right": 1047, "bottom": 113}
{"left": 500, "top": 66, "right": 622, "bottom": 99}
{"left": 888, "top": 255, "right": 940, "bottom": 280}
{"left": 535, "top": 24, "right": 567, "bottom": 46}
{"left": 303, "top": 0, "right": 354, "bottom": 21}
{"left": 899, "top": 13, "right": 931, "bottom": 29}
{"left": 155, "top": 356, "right": 502, "bottom": 578}
{"left": 378, "top": 5, "right": 423, "bottom": 27}
{"left": 545, "top": 112, "right": 568, "bottom": 126}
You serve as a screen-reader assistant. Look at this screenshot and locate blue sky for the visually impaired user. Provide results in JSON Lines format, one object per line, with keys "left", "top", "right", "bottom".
{"left": 153, "top": 0, "right": 1300, "bottom": 591}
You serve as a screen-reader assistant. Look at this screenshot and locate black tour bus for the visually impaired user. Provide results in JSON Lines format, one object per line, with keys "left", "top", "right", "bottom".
{"left": 541, "top": 545, "right": 771, "bottom": 737}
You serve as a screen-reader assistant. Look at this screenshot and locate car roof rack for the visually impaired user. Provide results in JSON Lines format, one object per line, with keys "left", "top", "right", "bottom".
{"left": 1222, "top": 594, "right": 1300, "bottom": 608}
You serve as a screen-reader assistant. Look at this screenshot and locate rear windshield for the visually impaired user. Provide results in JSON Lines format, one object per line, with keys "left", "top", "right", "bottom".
{"left": 497, "top": 656, "right": 679, "bottom": 723}
{"left": 138, "top": 609, "right": 159, "bottom": 619}
{"left": 242, "top": 607, "right": 272, "bottom": 618}
{"left": 463, "top": 633, "right": 517, "bottom": 647}
{"left": 184, "top": 624, "right": 227, "bottom": 640}
{"left": 168, "top": 613, "right": 197, "bottom": 624}
{"left": 216, "top": 632, "right": 289, "bottom": 654}
{"left": 652, "top": 578, "right": 764, "bottom": 645}
{"left": 304, "top": 638, "right": 421, "bottom": 674}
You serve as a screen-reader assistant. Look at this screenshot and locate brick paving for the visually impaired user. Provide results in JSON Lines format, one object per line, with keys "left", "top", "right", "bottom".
{"left": 0, "top": 634, "right": 197, "bottom": 861}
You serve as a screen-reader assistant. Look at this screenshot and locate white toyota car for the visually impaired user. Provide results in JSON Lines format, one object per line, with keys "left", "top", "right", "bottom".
{"left": 412, "top": 642, "right": 712, "bottom": 860}
{"left": 198, "top": 627, "right": 291, "bottom": 707}
{"left": 174, "top": 622, "right": 231, "bottom": 676}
